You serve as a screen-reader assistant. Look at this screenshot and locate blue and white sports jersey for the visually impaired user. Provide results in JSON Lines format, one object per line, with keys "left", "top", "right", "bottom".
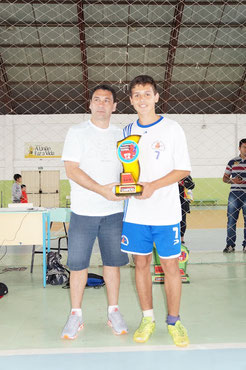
{"left": 123, "top": 116, "right": 191, "bottom": 226}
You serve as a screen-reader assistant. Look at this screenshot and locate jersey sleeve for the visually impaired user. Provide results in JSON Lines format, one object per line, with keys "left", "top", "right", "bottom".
{"left": 61, "top": 127, "right": 82, "bottom": 163}
{"left": 173, "top": 124, "right": 191, "bottom": 171}
{"left": 224, "top": 160, "right": 232, "bottom": 176}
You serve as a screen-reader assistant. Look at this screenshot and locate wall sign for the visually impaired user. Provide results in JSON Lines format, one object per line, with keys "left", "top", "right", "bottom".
{"left": 25, "top": 143, "right": 63, "bottom": 158}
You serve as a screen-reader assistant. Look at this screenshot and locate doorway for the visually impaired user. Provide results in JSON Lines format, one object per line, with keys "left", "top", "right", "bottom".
{"left": 21, "top": 170, "right": 60, "bottom": 207}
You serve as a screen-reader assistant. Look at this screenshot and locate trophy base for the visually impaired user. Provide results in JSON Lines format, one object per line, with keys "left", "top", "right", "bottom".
{"left": 115, "top": 184, "right": 143, "bottom": 196}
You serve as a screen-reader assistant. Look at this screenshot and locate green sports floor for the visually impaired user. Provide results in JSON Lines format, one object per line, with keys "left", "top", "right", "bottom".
{"left": 0, "top": 229, "right": 246, "bottom": 370}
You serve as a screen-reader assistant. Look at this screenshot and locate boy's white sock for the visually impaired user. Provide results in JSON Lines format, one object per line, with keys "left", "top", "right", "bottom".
{"left": 143, "top": 309, "right": 155, "bottom": 322}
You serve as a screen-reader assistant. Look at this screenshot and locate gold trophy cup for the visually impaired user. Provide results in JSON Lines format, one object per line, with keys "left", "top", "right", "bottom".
{"left": 115, "top": 135, "right": 143, "bottom": 196}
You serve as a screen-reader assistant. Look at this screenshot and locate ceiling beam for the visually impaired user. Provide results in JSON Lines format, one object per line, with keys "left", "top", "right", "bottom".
{"left": 162, "top": 0, "right": 185, "bottom": 112}
{"left": 0, "top": 97, "right": 238, "bottom": 103}
{"left": 0, "top": 21, "right": 244, "bottom": 28}
{"left": 202, "top": 3, "right": 226, "bottom": 85}
{"left": 232, "top": 67, "right": 246, "bottom": 112}
{"left": 77, "top": 0, "right": 89, "bottom": 110}
{"left": 4, "top": 63, "right": 246, "bottom": 68}
{"left": 6, "top": 80, "right": 242, "bottom": 86}
{"left": 1, "top": 0, "right": 246, "bottom": 5}
{"left": 0, "top": 53, "right": 14, "bottom": 113}
{"left": 0, "top": 0, "right": 78, "bottom": 3}
{"left": 1, "top": 44, "right": 245, "bottom": 49}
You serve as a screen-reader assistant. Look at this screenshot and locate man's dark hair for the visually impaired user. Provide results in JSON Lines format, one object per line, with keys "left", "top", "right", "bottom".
{"left": 90, "top": 85, "right": 117, "bottom": 103}
{"left": 13, "top": 174, "right": 22, "bottom": 181}
{"left": 129, "top": 75, "right": 158, "bottom": 95}
{"left": 21, "top": 184, "right": 26, "bottom": 189}
{"left": 239, "top": 138, "right": 246, "bottom": 147}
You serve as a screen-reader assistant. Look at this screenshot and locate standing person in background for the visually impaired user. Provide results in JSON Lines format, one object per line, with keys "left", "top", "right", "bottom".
{"left": 178, "top": 176, "right": 195, "bottom": 244}
{"left": 61, "top": 85, "right": 129, "bottom": 340}
{"left": 121, "top": 75, "right": 191, "bottom": 347}
{"left": 223, "top": 138, "right": 246, "bottom": 253}
{"left": 12, "top": 174, "right": 22, "bottom": 203}
{"left": 21, "top": 184, "right": 28, "bottom": 203}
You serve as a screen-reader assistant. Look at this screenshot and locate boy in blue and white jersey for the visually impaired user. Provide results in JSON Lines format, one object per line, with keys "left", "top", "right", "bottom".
{"left": 121, "top": 75, "right": 191, "bottom": 347}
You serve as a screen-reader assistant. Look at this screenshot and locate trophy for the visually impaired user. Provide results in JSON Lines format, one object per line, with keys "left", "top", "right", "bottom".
{"left": 115, "top": 135, "right": 143, "bottom": 196}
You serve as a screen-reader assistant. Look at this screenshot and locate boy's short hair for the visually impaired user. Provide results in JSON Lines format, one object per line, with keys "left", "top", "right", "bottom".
{"left": 129, "top": 75, "right": 158, "bottom": 95}
{"left": 90, "top": 85, "right": 117, "bottom": 103}
{"left": 21, "top": 184, "right": 26, "bottom": 189}
{"left": 239, "top": 138, "right": 246, "bottom": 147}
{"left": 13, "top": 174, "right": 22, "bottom": 181}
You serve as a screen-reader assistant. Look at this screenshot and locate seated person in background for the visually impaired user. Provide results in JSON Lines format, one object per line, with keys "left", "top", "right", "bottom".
{"left": 178, "top": 176, "right": 195, "bottom": 244}
{"left": 12, "top": 174, "right": 22, "bottom": 203}
{"left": 21, "top": 184, "right": 28, "bottom": 203}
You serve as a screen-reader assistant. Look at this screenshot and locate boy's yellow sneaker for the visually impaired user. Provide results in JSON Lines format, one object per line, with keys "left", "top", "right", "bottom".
{"left": 133, "top": 317, "right": 155, "bottom": 343}
{"left": 168, "top": 320, "right": 189, "bottom": 347}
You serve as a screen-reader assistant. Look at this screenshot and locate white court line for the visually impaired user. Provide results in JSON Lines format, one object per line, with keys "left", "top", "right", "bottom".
{"left": 0, "top": 343, "right": 246, "bottom": 357}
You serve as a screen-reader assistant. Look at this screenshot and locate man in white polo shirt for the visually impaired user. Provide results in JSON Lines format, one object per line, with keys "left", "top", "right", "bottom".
{"left": 121, "top": 75, "right": 191, "bottom": 346}
{"left": 61, "top": 85, "right": 129, "bottom": 339}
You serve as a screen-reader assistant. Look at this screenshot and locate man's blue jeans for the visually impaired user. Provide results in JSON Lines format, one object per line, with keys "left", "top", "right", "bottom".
{"left": 226, "top": 191, "right": 246, "bottom": 247}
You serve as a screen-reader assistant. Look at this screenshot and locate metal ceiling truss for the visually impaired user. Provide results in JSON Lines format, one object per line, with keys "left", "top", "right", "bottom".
{"left": 232, "top": 68, "right": 246, "bottom": 113}
{"left": 1, "top": 1, "right": 246, "bottom": 5}
{"left": 11, "top": 97, "right": 239, "bottom": 103}
{"left": 0, "top": 21, "right": 244, "bottom": 28}
{"left": 77, "top": 0, "right": 89, "bottom": 110}
{"left": 1, "top": 44, "right": 245, "bottom": 49}
{"left": 0, "top": 53, "right": 14, "bottom": 113}
{"left": 162, "top": 0, "right": 185, "bottom": 112}
{"left": 8, "top": 81, "right": 241, "bottom": 86}
{"left": 0, "top": 0, "right": 245, "bottom": 114}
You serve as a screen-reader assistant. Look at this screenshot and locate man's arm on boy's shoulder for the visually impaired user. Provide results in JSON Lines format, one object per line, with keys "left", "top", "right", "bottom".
{"left": 64, "top": 161, "right": 126, "bottom": 201}
{"left": 136, "top": 169, "right": 190, "bottom": 199}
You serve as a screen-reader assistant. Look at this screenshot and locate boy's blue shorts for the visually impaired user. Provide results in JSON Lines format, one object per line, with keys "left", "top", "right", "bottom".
{"left": 121, "top": 222, "right": 181, "bottom": 259}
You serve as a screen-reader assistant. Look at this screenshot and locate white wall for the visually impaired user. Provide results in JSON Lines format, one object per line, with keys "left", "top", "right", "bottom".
{"left": 0, "top": 114, "right": 245, "bottom": 180}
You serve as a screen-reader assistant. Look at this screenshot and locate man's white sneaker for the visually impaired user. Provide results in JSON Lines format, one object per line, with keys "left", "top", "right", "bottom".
{"left": 107, "top": 308, "right": 128, "bottom": 335}
{"left": 61, "top": 314, "right": 84, "bottom": 340}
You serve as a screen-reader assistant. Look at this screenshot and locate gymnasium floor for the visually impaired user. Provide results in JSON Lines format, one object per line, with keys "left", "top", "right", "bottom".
{"left": 0, "top": 209, "right": 246, "bottom": 370}
{"left": 0, "top": 259, "right": 246, "bottom": 370}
